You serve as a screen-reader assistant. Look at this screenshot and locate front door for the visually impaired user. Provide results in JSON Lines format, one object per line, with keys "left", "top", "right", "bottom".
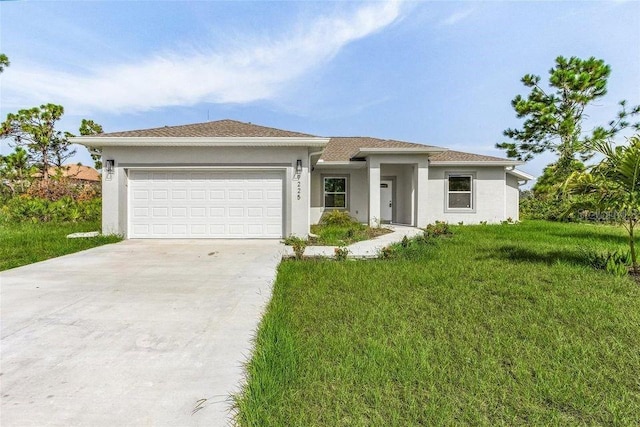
{"left": 380, "top": 180, "right": 393, "bottom": 223}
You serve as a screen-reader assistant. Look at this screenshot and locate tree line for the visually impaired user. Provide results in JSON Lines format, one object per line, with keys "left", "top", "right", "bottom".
{"left": 497, "top": 55, "right": 640, "bottom": 272}
{"left": 0, "top": 54, "right": 104, "bottom": 194}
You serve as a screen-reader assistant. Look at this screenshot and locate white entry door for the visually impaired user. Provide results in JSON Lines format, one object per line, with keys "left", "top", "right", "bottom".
{"left": 128, "top": 169, "right": 283, "bottom": 238}
{"left": 380, "top": 180, "right": 393, "bottom": 223}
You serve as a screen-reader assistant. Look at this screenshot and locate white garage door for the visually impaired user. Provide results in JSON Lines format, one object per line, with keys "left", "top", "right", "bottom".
{"left": 128, "top": 170, "right": 283, "bottom": 238}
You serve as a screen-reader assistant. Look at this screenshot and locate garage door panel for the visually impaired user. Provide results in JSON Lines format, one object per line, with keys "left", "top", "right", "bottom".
{"left": 129, "top": 170, "right": 283, "bottom": 238}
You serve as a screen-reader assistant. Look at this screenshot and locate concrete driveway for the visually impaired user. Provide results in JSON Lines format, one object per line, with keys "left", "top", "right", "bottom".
{"left": 1, "top": 239, "right": 283, "bottom": 426}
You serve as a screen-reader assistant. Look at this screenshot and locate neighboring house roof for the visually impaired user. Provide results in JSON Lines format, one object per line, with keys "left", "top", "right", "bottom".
{"left": 319, "top": 137, "right": 444, "bottom": 162}
{"left": 93, "top": 119, "right": 315, "bottom": 138}
{"left": 48, "top": 165, "right": 100, "bottom": 181}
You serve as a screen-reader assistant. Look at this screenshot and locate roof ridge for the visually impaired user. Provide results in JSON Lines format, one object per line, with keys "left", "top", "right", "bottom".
{"left": 95, "top": 119, "right": 316, "bottom": 138}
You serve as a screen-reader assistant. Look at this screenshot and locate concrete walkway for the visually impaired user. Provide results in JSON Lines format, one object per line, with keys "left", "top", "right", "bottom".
{"left": 283, "top": 224, "right": 424, "bottom": 259}
{"left": 1, "top": 239, "right": 282, "bottom": 427}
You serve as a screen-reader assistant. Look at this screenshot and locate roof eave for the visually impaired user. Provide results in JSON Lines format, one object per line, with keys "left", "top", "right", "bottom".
{"left": 429, "top": 160, "right": 524, "bottom": 166}
{"left": 507, "top": 168, "right": 535, "bottom": 181}
{"left": 314, "top": 160, "right": 367, "bottom": 169}
{"left": 354, "top": 147, "right": 447, "bottom": 157}
{"left": 72, "top": 136, "right": 330, "bottom": 148}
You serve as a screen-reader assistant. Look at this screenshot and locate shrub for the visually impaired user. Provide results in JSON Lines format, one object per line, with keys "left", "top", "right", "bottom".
{"left": 378, "top": 246, "right": 395, "bottom": 259}
{"left": 582, "top": 249, "right": 631, "bottom": 277}
{"left": 519, "top": 193, "right": 582, "bottom": 221}
{"left": 283, "top": 236, "right": 307, "bottom": 260}
{"left": 26, "top": 178, "right": 99, "bottom": 202}
{"left": 424, "top": 221, "right": 451, "bottom": 238}
{"left": 321, "top": 210, "right": 355, "bottom": 226}
{"left": 0, "top": 195, "right": 101, "bottom": 223}
{"left": 334, "top": 246, "right": 349, "bottom": 261}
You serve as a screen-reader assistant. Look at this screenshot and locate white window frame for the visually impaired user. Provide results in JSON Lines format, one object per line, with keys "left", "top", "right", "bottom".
{"left": 445, "top": 172, "right": 475, "bottom": 212}
{"left": 323, "top": 176, "right": 348, "bottom": 209}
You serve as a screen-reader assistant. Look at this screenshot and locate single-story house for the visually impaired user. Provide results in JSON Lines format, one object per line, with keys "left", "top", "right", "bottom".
{"left": 53, "top": 164, "right": 101, "bottom": 182}
{"left": 33, "top": 164, "right": 101, "bottom": 182}
{"left": 74, "top": 120, "right": 533, "bottom": 239}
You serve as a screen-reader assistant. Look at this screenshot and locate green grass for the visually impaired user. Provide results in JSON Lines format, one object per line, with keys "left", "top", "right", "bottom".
{"left": 235, "top": 220, "right": 640, "bottom": 426}
{"left": 309, "top": 222, "right": 391, "bottom": 246}
{"left": 0, "top": 221, "right": 122, "bottom": 271}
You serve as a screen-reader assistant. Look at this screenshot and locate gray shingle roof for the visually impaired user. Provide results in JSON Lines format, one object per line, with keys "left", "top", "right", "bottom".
{"left": 320, "top": 137, "right": 440, "bottom": 162}
{"left": 429, "top": 150, "right": 512, "bottom": 163}
{"left": 93, "top": 119, "right": 514, "bottom": 164}
{"left": 94, "top": 119, "right": 315, "bottom": 138}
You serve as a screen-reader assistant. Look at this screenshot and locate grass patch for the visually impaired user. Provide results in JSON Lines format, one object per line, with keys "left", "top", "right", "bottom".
{"left": 0, "top": 221, "right": 121, "bottom": 271}
{"left": 235, "top": 220, "right": 640, "bottom": 425}
{"left": 309, "top": 223, "right": 391, "bottom": 246}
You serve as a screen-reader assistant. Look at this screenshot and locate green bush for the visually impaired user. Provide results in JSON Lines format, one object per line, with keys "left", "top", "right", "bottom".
{"left": 0, "top": 196, "right": 101, "bottom": 223}
{"left": 320, "top": 210, "right": 355, "bottom": 226}
{"left": 519, "top": 192, "right": 585, "bottom": 222}
{"left": 334, "top": 246, "right": 349, "bottom": 261}
{"left": 582, "top": 249, "right": 631, "bottom": 277}
{"left": 283, "top": 236, "right": 307, "bottom": 260}
{"left": 424, "top": 221, "right": 451, "bottom": 238}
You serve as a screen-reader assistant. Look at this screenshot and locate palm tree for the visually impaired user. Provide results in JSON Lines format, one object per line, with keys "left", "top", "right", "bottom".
{"left": 565, "top": 134, "right": 640, "bottom": 274}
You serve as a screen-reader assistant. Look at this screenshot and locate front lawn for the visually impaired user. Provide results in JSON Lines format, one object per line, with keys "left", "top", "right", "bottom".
{"left": 0, "top": 221, "right": 122, "bottom": 271}
{"left": 235, "top": 221, "right": 640, "bottom": 425}
{"left": 309, "top": 222, "right": 391, "bottom": 246}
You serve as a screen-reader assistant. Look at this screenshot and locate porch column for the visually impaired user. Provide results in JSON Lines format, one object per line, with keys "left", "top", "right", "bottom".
{"left": 415, "top": 158, "right": 429, "bottom": 228}
{"left": 368, "top": 157, "right": 381, "bottom": 226}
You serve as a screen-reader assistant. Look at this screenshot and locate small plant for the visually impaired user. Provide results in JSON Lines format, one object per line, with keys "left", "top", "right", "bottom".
{"left": 583, "top": 249, "right": 631, "bottom": 277}
{"left": 334, "top": 246, "right": 349, "bottom": 261}
{"left": 506, "top": 217, "right": 514, "bottom": 223}
{"left": 378, "top": 246, "right": 394, "bottom": 259}
{"left": 458, "top": 221, "right": 464, "bottom": 226}
{"left": 424, "top": 221, "right": 451, "bottom": 238}
{"left": 401, "top": 235, "right": 410, "bottom": 248}
{"left": 480, "top": 221, "right": 488, "bottom": 225}
{"left": 283, "top": 236, "right": 307, "bottom": 260}
{"left": 321, "top": 210, "right": 355, "bottom": 226}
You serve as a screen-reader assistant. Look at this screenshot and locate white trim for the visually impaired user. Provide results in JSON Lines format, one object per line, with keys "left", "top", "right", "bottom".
{"left": 355, "top": 147, "right": 446, "bottom": 156}
{"left": 122, "top": 165, "right": 288, "bottom": 170}
{"left": 314, "top": 160, "right": 367, "bottom": 169}
{"left": 445, "top": 172, "right": 476, "bottom": 212}
{"left": 430, "top": 160, "right": 523, "bottom": 166}
{"left": 506, "top": 168, "right": 534, "bottom": 181}
{"left": 73, "top": 136, "right": 330, "bottom": 148}
{"left": 323, "top": 176, "right": 348, "bottom": 209}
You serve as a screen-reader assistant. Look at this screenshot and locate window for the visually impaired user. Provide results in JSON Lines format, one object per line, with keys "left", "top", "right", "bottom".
{"left": 447, "top": 174, "right": 473, "bottom": 209}
{"left": 324, "top": 177, "right": 347, "bottom": 208}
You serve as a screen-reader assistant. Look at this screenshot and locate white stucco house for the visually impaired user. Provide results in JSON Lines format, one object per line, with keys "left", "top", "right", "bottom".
{"left": 74, "top": 120, "right": 533, "bottom": 239}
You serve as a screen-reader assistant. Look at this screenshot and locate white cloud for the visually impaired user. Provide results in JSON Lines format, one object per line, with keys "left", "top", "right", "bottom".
{"left": 1, "top": 1, "right": 403, "bottom": 114}
{"left": 440, "top": 8, "right": 474, "bottom": 26}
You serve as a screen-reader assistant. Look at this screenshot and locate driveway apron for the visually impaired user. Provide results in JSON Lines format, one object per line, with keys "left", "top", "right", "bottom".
{"left": 0, "top": 239, "right": 282, "bottom": 426}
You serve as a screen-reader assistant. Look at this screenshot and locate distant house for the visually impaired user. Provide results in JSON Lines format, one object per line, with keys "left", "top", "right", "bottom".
{"left": 75, "top": 120, "right": 533, "bottom": 239}
{"left": 38, "top": 165, "right": 101, "bottom": 183}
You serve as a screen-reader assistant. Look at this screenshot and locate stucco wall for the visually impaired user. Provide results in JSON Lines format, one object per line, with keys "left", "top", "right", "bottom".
{"left": 101, "top": 145, "right": 311, "bottom": 238}
{"left": 506, "top": 173, "right": 520, "bottom": 221}
{"left": 426, "top": 166, "right": 510, "bottom": 224}
{"left": 310, "top": 156, "right": 429, "bottom": 227}
{"left": 310, "top": 167, "right": 368, "bottom": 223}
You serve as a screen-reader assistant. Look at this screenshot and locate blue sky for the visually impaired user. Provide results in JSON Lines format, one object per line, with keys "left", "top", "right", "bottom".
{"left": 1, "top": 0, "right": 639, "bottom": 183}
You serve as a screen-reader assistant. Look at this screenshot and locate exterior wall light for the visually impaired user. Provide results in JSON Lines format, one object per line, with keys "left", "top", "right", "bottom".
{"left": 105, "top": 159, "right": 115, "bottom": 173}
{"left": 296, "top": 159, "right": 303, "bottom": 175}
